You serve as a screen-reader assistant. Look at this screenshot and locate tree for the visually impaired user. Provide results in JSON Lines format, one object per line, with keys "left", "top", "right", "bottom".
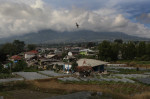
{"left": 71, "top": 62, "right": 78, "bottom": 71}
{"left": 27, "top": 44, "right": 36, "bottom": 51}
{"left": 114, "top": 39, "right": 123, "bottom": 44}
{"left": 0, "top": 63, "right": 3, "bottom": 72}
{"left": 98, "top": 41, "right": 112, "bottom": 61}
{"left": 136, "top": 41, "right": 146, "bottom": 57}
{"left": 1, "top": 40, "right": 25, "bottom": 56}
{"left": 121, "top": 42, "right": 136, "bottom": 60}
{"left": 13, "top": 60, "right": 27, "bottom": 72}
{"left": 111, "top": 43, "right": 119, "bottom": 61}
{"left": 87, "top": 42, "right": 95, "bottom": 48}
{"left": 0, "top": 50, "right": 7, "bottom": 63}
{"left": 146, "top": 43, "right": 150, "bottom": 57}
{"left": 13, "top": 40, "right": 25, "bottom": 54}
{"left": 1, "top": 43, "right": 16, "bottom": 55}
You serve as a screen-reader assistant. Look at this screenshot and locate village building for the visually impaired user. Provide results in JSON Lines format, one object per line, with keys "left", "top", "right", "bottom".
{"left": 63, "top": 63, "right": 72, "bottom": 74}
{"left": 63, "top": 52, "right": 76, "bottom": 62}
{"left": 76, "top": 58, "right": 108, "bottom": 77}
{"left": 10, "top": 55, "right": 22, "bottom": 62}
{"left": 79, "top": 49, "right": 95, "bottom": 56}
{"left": 77, "top": 58, "right": 108, "bottom": 72}
{"left": 25, "top": 50, "right": 38, "bottom": 60}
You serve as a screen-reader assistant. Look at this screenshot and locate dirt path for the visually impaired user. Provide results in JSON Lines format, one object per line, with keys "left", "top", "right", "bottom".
{"left": 33, "top": 79, "right": 104, "bottom": 92}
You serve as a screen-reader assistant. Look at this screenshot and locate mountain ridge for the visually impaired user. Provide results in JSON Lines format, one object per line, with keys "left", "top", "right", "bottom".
{"left": 0, "top": 30, "right": 149, "bottom": 44}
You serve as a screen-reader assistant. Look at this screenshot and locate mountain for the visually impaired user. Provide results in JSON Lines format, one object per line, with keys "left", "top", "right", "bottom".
{"left": 0, "top": 30, "right": 149, "bottom": 44}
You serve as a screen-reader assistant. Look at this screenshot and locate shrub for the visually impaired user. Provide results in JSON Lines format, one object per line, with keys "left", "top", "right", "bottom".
{"left": 13, "top": 60, "right": 27, "bottom": 72}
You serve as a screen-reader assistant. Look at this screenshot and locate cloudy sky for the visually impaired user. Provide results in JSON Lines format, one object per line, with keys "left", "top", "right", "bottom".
{"left": 0, "top": 0, "right": 150, "bottom": 38}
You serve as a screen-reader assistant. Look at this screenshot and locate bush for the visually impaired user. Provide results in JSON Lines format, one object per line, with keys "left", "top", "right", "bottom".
{"left": 0, "top": 73, "right": 15, "bottom": 79}
{"left": 141, "top": 55, "right": 150, "bottom": 61}
{"left": 135, "top": 55, "right": 150, "bottom": 61}
{"left": 71, "top": 62, "right": 78, "bottom": 71}
{"left": 13, "top": 60, "right": 27, "bottom": 72}
{"left": 1, "top": 68, "right": 10, "bottom": 74}
{"left": 24, "top": 67, "right": 38, "bottom": 72}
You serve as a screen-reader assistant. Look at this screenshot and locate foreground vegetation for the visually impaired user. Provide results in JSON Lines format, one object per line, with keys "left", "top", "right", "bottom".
{"left": 0, "top": 78, "right": 150, "bottom": 99}
{"left": 98, "top": 40, "right": 150, "bottom": 62}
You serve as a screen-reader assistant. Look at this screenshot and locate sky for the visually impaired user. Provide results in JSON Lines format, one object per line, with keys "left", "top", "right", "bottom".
{"left": 0, "top": 0, "right": 150, "bottom": 38}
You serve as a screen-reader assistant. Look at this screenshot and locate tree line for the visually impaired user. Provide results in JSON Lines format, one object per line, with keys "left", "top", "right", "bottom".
{"left": 0, "top": 40, "right": 37, "bottom": 57}
{"left": 0, "top": 40, "right": 36, "bottom": 64}
{"left": 0, "top": 40, "right": 37, "bottom": 73}
{"left": 98, "top": 40, "right": 150, "bottom": 61}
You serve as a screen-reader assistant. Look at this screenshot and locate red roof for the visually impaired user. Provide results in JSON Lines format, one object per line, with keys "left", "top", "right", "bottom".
{"left": 25, "top": 50, "right": 38, "bottom": 54}
{"left": 29, "top": 50, "right": 38, "bottom": 54}
{"left": 11, "top": 55, "right": 22, "bottom": 60}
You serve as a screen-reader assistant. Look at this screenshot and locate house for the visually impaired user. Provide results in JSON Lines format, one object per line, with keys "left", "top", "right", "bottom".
{"left": 63, "top": 63, "right": 72, "bottom": 74}
{"left": 10, "top": 55, "right": 22, "bottom": 62}
{"left": 69, "top": 47, "right": 81, "bottom": 55}
{"left": 44, "top": 54, "right": 61, "bottom": 60}
{"left": 50, "top": 62, "right": 64, "bottom": 71}
{"left": 54, "top": 49, "right": 62, "bottom": 55}
{"left": 77, "top": 58, "right": 108, "bottom": 73}
{"left": 76, "top": 66, "right": 93, "bottom": 77}
{"left": 79, "top": 49, "right": 95, "bottom": 56}
{"left": 63, "top": 52, "right": 76, "bottom": 62}
{"left": 25, "top": 50, "right": 38, "bottom": 59}
{"left": 45, "top": 54, "right": 56, "bottom": 59}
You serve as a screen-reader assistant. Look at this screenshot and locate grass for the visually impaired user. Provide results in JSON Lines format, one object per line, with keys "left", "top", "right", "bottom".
{"left": 1, "top": 79, "right": 150, "bottom": 99}
{"left": 0, "top": 73, "right": 15, "bottom": 79}
{"left": 133, "top": 92, "right": 150, "bottom": 99}
{"left": 59, "top": 80, "right": 127, "bottom": 86}
{"left": 0, "top": 81, "right": 72, "bottom": 99}
{"left": 0, "top": 81, "right": 29, "bottom": 92}
{"left": 58, "top": 79, "right": 150, "bottom": 95}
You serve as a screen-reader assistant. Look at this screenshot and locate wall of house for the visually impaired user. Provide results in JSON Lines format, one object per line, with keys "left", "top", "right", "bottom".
{"left": 63, "top": 64, "right": 72, "bottom": 70}
{"left": 25, "top": 54, "right": 35, "bottom": 59}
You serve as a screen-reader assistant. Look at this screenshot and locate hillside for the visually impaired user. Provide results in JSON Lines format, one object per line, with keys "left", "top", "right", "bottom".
{"left": 0, "top": 30, "right": 148, "bottom": 44}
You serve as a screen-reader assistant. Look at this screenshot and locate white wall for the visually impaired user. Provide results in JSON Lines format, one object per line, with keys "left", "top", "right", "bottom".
{"left": 25, "top": 54, "right": 35, "bottom": 59}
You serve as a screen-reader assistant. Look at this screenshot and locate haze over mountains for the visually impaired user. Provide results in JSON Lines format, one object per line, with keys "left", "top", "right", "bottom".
{"left": 0, "top": 30, "right": 148, "bottom": 44}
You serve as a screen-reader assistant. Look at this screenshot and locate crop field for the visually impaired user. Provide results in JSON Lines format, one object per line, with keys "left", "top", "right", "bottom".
{"left": 38, "top": 71, "right": 68, "bottom": 77}
{"left": 112, "top": 74, "right": 150, "bottom": 78}
{"left": 58, "top": 76, "right": 135, "bottom": 83}
{"left": 1, "top": 67, "right": 150, "bottom": 99}
{"left": 0, "top": 78, "right": 24, "bottom": 83}
{"left": 137, "top": 77, "right": 150, "bottom": 85}
{"left": 14, "top": 72, "right": 50, "bottom": 80}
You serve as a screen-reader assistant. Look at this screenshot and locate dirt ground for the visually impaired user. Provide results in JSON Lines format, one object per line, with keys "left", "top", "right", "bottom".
{"left": 32, "top": 79, "right": 147, "bottom": 93}
{"left": 1, "top": 79, "right": 150, "bottom": 99}
{"left": 32, "top": 79, "right": 150, "bottom": 99}
{"left": 33, "top": 79, "right": 104, "bottom": 92}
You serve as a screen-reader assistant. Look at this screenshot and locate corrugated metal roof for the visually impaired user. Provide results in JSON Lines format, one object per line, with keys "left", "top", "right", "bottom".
{"left": 77, "top": 58, "right": 108, "bottom": 67}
